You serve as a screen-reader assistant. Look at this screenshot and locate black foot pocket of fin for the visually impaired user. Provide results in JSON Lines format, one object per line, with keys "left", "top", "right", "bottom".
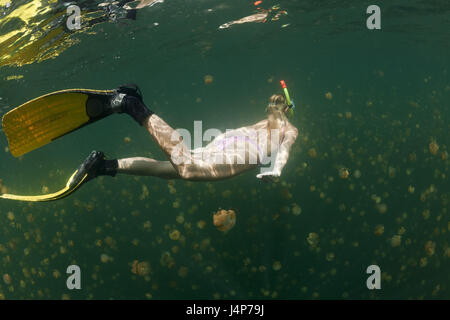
{"left": 68, "top": 150, "right": 106, "bottom": 189}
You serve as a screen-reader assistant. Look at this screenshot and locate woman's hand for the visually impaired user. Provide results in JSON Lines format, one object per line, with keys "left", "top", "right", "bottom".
{"left": 256, "top": 170, "right": 280, "bottom": 182}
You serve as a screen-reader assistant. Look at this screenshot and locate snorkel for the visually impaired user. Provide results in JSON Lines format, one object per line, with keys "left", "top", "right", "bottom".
{"left": 280, "top": 80, "right": 295, "bottom": 117}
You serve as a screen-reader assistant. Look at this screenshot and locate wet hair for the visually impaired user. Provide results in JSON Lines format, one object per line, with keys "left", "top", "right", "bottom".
{"left": 266, "top": 94, "right": 288, "bottom": 116}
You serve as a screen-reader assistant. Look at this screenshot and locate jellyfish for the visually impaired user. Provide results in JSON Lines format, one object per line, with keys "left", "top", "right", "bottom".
{"left": 213, "top": 209, "right": 236, "bottom": 232}
{"left": 2, "top": 274, "right": 11, "bottom": 285}
{"left": 204, "top": 75, "right": 214, "bottom": 85}
{"left": 338, "top": 167, "right": 350, "bottom": 179}
{"left": 131, "top": 260, "right": 151, "bottom": 276}
{"left": 429, "top": 140, "right": 439, "bottom": 155}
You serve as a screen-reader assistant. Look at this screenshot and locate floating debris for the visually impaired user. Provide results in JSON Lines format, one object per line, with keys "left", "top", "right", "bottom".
{"left": 219, "top": 12, "right": 268, "bottom": 29}
{"left": 5, "top": 75, "right": 23, "bottom": 81}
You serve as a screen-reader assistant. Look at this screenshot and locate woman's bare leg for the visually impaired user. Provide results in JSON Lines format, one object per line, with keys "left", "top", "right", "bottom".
{"left": 117, "top": 157, "right": 180, "bottom": 179}
{"left": 141, "top": 115, "right": 257, "bottom": 180}
{"left": 143, "top": 115, "right": 189, "bottom": 162}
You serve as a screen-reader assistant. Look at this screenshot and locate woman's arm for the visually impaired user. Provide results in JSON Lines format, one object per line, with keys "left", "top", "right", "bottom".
{"left": 257, "top": 125, "right": 298, "bottom": 179}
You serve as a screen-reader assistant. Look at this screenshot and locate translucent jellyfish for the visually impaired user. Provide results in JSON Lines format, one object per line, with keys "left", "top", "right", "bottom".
{"left": 429, "top": 140, "right": 439, "bottom": 155}
{"left": 204, "top": 75, "right": 214, "bottom": 85}
{"left": 197, "top": 220, "right": 206, "bottom": 229}
{"left": 307, "top": 232, "right": 319, "bottom": 248}
{"left": 338, "top": 167, "right": 350, "bottom": 179}
{"left": 272, "top": 261, "right": 282, "bottom": 271}
{"left": 2, "top": 274, "right": 11, "bottom": 285}
{"left": 308, "top": 148, "right": 317, "bottom": 158}
{"left": 374, "top": 225, "right": 384, "bottom": 236}
{"left": 222, "top": 190, "right": 232, "bottom": 198}
{"left": 0, "top": 182, "right": 7, "bottom": 194}
{"left": 139, "top": 185, "right": 149, "bottom": 200}
{"left": 7, "top": 212, "right": 14, "bottom": 221}
{"left": 444, "top": 247, "right": 450, "bottom": 258}
{"left": 424, "top": 241, "right": 436, "bottom": 256}
{"left": 131, "top": 260, "right": 151, "bottom": 276}
{"left": 176, "top": 215, "right": 184, "bottom": 224}
{"left": 213, "top": 209, "right": 236, "bottom": 232}
{"left": 143, "top": 220, "right": 152, "bottom": 230}
{"left": 178, "top": 266, "right": 188, "bottom": 278}
{"left": 100, "top": 253, "right": 113, "bottom": 263}
{"left": 422, "top": 209, "right": 430, "bottom": 220}
{"left": 325, "top": 253, "right": 335, "bottom": 261}
{"left": 292, "top": 204, "right": 302, "bottom": 216}
{"left": 390, "top": 235, "right": 401, "bottom": 247}
{"left": 160, "top": 252, "right": 175, "bottom": 268}
{"left": 169, "top": 229, "right": 181, "bottom": 240}
{"left": 419, "top": 257, "right": 428, "bottom": 267}
{"left": 173, "top": 200, "right": 180, "bottom": 208}
{"left": 376, "top": 203, "right": 387, "bottom": 214}
{"left": 388, "top": 166, "right": 396, "bottom": 178}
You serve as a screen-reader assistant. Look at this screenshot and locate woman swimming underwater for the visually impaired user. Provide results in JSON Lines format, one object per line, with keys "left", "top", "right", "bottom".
{"left": 87, "top": 84, "right": 298, "bottom": 183}
{"left": 0, "top": 83, "right": 298, "bottom": 201}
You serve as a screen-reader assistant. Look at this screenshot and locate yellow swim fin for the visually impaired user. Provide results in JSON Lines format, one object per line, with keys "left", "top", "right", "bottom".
{"left": 0, "top": 170, "right": 88, "bottom": 202}
{"left": 0, "top": 151, "right": 104, "bottom": 202}
{"left": 1, "top": 89, "right": 115, "bottom": 157}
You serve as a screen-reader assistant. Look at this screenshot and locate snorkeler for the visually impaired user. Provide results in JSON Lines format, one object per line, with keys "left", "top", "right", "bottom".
{"left": 0, "top": 82, "right": 298, "bottom": 201}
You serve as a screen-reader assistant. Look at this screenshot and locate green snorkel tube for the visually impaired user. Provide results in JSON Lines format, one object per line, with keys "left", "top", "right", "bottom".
{"left": 280, "top": 80, "right": 295, "bottom": 117}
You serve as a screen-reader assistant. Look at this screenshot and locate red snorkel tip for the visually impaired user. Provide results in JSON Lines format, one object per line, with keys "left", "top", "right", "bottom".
{"left": 280, "top": 80, "right": 287, "bottom": 88}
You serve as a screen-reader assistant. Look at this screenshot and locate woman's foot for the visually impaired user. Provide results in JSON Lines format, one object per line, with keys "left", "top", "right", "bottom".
{"left": 110, "top": 84, "right": 154, "bottom": 125}
{"left": 69, "top": 151, "right": 118, "bottom": 189}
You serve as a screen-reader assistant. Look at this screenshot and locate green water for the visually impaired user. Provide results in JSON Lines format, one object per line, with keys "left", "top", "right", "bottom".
{"left": 0, "top": 0, "right": 449, "bottom": 299}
